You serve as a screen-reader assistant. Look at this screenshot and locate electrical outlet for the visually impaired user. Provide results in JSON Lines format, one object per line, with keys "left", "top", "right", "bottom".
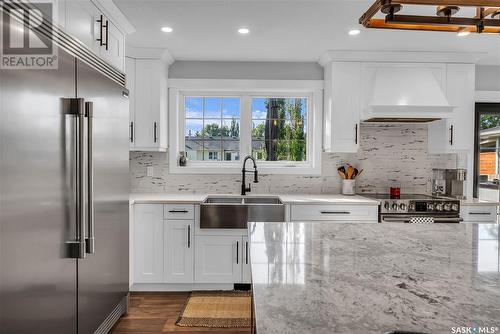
{"left": 146, "top": 166, "right": 154, "bottom": 177}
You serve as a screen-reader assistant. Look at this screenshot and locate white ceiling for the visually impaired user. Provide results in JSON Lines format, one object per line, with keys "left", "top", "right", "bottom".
{"left": 113, "top": 0, "right": 500, "bottom": 65}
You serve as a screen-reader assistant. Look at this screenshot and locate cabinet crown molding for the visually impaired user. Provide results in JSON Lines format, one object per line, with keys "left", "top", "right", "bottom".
{"left": 126, "top": 47, "right": 175, "bottom": 65}
{"left": 318, "top": 50, "right": 484, "bottom": 66}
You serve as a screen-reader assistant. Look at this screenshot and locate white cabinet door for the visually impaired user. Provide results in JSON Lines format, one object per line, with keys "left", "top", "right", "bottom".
{"left": 241, "top": 236, "right": 251, "bottom": 283}
{"left": 99, "top": 19, "right": 125, "bottom": 71}
{"left": 290, "top": 204, "right": 378, "bottom": 222}
{"left": 133, "top": 204, "right": 164, "bottom": 283}
{"left": 164, "top": 220, "right": 194, "bottom": 283}
{"left": 195, "top": 236, "right": 241, "bottom": 284}
{"left": 461, "top": 205, "right": 498, "bottom": 223}
{"left": 132, "top": 59, "right": 168, "bottom": 151}
{"left": 64, "top": 0, "right": 100, "bottom": 53}
{"left": 125, "top": 57, "right": 136, "bottom": 149}
{"left": 428, "top": 64, "right": 475, "bottom": 153}
{"left": 324, "top": 62, "right": 361, "bottom": 153}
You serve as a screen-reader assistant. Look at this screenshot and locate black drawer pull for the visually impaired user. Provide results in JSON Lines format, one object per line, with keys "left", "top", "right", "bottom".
{"left": 169, "top": 210, "right": 188, "bottom": 213}
{"left": 469, "top": 212, "right": 492, "bottom": 215}
{"left": 320, "top": 211, "right": 350, "bottom": 214}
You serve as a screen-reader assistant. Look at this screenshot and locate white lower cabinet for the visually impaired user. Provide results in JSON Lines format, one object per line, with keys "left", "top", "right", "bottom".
{"left": 194, "top": 236, "right": 242, "bottom": 284}
{"left": 164, "top": 220, "right": 194, "bottom": 283}
{"left": 133, "top": 204, "right": 164, "bottom": 283}
{"left": 290, "top": 204, "right": 378, "bottom": 222}
{"left": 461, "top": 205, "right": 498, "bottom": 223}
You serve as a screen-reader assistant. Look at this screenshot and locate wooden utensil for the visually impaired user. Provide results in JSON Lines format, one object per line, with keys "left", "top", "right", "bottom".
{"left": 347, "top": 166, "right": 354, "bottom": 179}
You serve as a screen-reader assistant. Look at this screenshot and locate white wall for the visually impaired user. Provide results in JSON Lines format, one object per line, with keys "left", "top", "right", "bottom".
{"left": 169, "top": 61, "right": 324, "bottom": 80}
{"left": 476, "top": 65, "right": 500, "bottom": 91}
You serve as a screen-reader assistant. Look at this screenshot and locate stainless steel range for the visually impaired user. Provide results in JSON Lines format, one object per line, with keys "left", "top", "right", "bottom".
{"left": 364, "top": 194, "right": 461, "bottom": 223}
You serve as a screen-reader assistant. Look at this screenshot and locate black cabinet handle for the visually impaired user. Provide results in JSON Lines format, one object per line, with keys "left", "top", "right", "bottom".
{"left": 153, "top": 122, "right": 157, "bottom": 143}
{"left": 187, "top": 225, "right": 191, "bottom": 248}
{"left": 245, "top": 241, "right": 248, "bottom": 264}
{"left": 469, "top": 212, "right": 492, "bottom": 215}
{"left": 355, "top": 123, "right": 358, "bottom": 145}
{"left": 449, "top": 125, "right": 454, "bottom": 146}
{"left": 236, "top": 241, "right": 239, "bottom": 264}
{"left": 168, "top": 210, "right": 188, "bottom": 213}
{"left": 104, "top": 19, "right": 109, "bottom": 51}
{"left": 320, "top": 211, "right": 350, "bottom": 214}
{"left": 130, "top": 122, "right": 134, "bottom": 143}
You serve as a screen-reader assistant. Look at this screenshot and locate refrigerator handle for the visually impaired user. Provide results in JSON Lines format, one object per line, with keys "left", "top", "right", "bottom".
{"left": 85, "top": 102, "right": 95, "bottom": 254}
{"left": 62, "top": 98, "right": 87, "bottom": 259}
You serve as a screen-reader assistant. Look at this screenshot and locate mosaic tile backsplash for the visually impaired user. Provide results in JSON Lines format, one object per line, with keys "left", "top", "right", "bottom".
{"left": 130, "top": 123, "right": 457, "bottom": 195}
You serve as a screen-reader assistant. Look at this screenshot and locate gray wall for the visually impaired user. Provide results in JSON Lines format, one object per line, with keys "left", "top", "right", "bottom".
{"left": 169, "top": 61, "right": 324, "bottom": 80}
{"left": 476, "top": 65, "right": 500, "bottom": 91}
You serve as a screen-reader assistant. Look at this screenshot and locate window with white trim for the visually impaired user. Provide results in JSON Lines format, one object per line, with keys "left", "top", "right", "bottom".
{"left": 169, "top": 80, "right": 322, "bottom": 175}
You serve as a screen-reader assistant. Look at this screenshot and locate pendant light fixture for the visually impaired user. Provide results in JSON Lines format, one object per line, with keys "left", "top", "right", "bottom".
{"left": 359, "top": 0, "right": 500, "bottom": 34}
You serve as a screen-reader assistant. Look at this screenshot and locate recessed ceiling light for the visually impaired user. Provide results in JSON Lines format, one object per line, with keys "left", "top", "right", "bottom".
{"left": 161, "top": 26, "right": 173, "bottom": 33}
{"left": 348, "top": 29, "right": 361, "bottom": 36}
{"left": 457, "top": 28, "right": 470, "bottom": 37}
{"left": 238, "top": 28, "right": 250, "bottom": 34}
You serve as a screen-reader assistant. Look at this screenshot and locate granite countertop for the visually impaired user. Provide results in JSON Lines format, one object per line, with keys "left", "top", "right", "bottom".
{"left": 129, "top": 193, "right": 379, "bottom": 205}
{"left": 249, "top": 222, "right": 500, "bottom": 334}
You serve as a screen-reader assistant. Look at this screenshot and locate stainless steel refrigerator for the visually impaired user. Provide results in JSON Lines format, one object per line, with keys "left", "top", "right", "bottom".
{"left": 0, "top": 10, "right": 129, "bottom": 334}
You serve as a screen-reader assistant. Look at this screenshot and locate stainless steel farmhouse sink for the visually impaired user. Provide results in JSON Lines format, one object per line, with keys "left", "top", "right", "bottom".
{"left": 200, "top": 196, "right": 285, "bottom": 229}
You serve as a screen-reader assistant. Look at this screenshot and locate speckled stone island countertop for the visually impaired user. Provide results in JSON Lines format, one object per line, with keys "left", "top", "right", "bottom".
{"left": 249, "top": 222, "right": 500, "bottom": 334}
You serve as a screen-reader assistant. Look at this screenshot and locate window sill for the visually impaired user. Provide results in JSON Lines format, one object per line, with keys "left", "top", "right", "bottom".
{"left": 169, "top": 163, "right": 321, "bottom": 175}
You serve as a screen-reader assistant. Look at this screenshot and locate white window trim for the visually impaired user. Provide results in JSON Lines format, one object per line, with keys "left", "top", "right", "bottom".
{"left": 168, "top": 79, "right": 323, "bottom": 175}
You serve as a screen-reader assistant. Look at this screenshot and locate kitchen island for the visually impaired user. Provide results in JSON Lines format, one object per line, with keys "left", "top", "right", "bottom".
{"left": 249, "top": 222, "right": 500, "bottom": 334}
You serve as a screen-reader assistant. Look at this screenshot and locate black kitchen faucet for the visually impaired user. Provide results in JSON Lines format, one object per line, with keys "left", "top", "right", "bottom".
{"left": 241, "top": 155, "right": 258, "bottom": 195}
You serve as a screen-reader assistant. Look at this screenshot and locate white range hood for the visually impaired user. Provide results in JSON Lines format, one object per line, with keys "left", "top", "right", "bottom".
{"left": 363, "top": 67, "right": 455, "bottom": 122}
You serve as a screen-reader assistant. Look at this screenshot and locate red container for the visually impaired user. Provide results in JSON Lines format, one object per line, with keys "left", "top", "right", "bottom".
{"left": 390, "top": 187, "right": 401, "bottom": 199}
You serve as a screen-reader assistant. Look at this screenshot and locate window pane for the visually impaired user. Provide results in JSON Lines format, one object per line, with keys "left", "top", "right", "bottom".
{"left": 185, "top": 119, "right": 203, "bottom": 138}
{"left": 184, "top": 96, "right": 240, "bottom": 162}
{"left": 185, "top": 97, "right": 203, "bottom": 118}
{"left": 478, "top": 114, "right": 500, "bottom": 196}
{"left": 223, "top": 98, "right": 240, "bottom": 118}
{"left": 251, "top": 97, "right": 307, "bottom": 162}
{"left": 203, "top": 119, "right": 222, "bottom": 139}
{"left": 222, "top": 119, "right": 240, "bottom": 139}
{"left": 204, "top": 97, "right": 222, "bottom": 118}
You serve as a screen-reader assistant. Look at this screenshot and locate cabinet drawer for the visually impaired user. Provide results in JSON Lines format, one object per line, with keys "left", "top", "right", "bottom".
{"left": 461, "top": 206, "right": 497, "bottom": 222}
{"left": 163, "top": 204, "right": 195, "bottom": 220}
{"left": 291, "top": 204, "right": 378, "bottom": 221}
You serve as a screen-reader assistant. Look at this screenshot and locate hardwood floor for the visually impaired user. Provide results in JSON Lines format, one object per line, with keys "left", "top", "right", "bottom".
{"left": 110, "top": 292, "right": 251, "bottom": 334}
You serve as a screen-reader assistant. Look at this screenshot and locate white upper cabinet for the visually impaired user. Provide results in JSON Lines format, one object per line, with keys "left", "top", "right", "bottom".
{"left": 125, "top": 57, "right": 136, "bottom": 148}
{"left": 323, "top": 62, "right": 361, "bottom": 153}
{"left": 58, "top": 0, "right": 126, "bottom": 71}
{"left": 428, "top": 64, "right": 475, "bottom": 153}
{"left": 127, "top": 57, "right": 168, "bottom": 152}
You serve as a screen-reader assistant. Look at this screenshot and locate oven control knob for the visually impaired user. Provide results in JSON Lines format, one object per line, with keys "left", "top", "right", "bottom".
{"left": 444, "top": 203, "right": 452, "bottom": 211}
{"left": 409, "top": 203, "right": 415, "bottom": 211}
{"left": 392, "top": 203, "right": 399, "bottom": 211}
{"left": 399, "top": 203, "right": 407, "bottom": 211}
{"left": 452, "top": 203, "right": 459, "bottom": 212}
{"left": 384, "top": 201, "right": 390, "bottom": 210}
{"left": 435, "top": 203, "right": 443, "bottom": 211}
{"left": 427, "top": 203, "right": 434, "bottom": 211}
